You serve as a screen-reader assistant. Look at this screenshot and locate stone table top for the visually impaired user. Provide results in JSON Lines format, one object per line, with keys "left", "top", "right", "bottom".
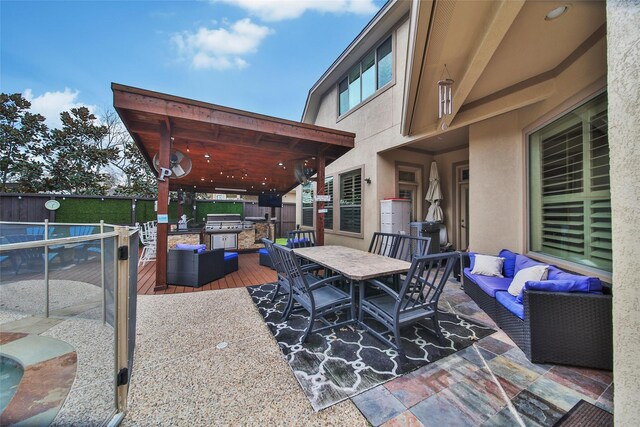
{"left": 293, "top": 245, "right": 411, "bottom": 281}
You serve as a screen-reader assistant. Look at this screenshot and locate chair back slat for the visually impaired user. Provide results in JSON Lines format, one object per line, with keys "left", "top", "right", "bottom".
{"left": 368, "top": 232, "right": 431, "bottom": 261}
{"left": 397, "top": 252, "right": 458, "bottom": 314}
{"left": 368, "top": 232, "right": 398, "bottom": 257}
{"left": 272, "top": 244, "right": 313, "bottom": 302}
{"left": 262, "top": 238, "right": 286, "bottom": 279}
{"left": 288, "top": 230, "right": 316, "bottom": 248}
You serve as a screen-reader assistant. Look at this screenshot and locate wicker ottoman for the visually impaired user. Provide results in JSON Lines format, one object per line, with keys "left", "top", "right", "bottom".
{"left": 224, "top": 252, "right": 239, "bottom": 274}
{"left": 258, "top": 248, "right": 274, "bottom": 269}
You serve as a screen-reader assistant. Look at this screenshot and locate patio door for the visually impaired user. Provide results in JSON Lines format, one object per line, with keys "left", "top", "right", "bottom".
{"left": 455, "top": 165, "right": 469, "bottom": 250}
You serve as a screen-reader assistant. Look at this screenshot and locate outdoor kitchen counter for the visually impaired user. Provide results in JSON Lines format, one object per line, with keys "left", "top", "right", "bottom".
{"left": 168, "top": 230, "right": 204, "bottom": 248}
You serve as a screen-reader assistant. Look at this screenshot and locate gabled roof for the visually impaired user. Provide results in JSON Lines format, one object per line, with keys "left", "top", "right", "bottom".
{"left": 112, "top": 83, "right": 354, "bottom": 196}
{"left": 301, "top": 0, "right": 410, "bottom": 124}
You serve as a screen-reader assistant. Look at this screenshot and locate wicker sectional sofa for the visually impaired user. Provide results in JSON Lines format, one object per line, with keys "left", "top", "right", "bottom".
{"left": 462, "top": 250, "right": 612, "bottom": 370}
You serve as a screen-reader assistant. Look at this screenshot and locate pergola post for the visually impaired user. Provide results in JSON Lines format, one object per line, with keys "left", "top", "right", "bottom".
{"left": 154, "top": 121, "right": 170, "bottom": 291}
{"left": 316, "top": 151, "right": 325, "bottom": 246}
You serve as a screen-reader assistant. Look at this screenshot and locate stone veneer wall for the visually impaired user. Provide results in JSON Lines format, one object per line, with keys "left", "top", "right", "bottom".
{"left": 167, "top": 233, "right": 201, "bottom": 248}
{"left": 607, "top": 1, "right": 640, "bottom": 423}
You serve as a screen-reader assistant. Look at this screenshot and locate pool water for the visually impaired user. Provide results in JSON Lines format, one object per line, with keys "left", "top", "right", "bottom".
{"left": 0, "top": 355, "right": 23, "bottom": 414}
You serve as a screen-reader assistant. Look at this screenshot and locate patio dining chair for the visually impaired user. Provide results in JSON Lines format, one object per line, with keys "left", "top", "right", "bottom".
{"left": 287, "top": 230, "right": 316, "bottom": 248}
{"left": 272, "top": 244, "right": 354, "bottom": 343}
{"left": 262, "top": 238, "right": 322, "bottom": 320}
{"left": 358, "top": 251, "right": 459, "bottom": 352}
{"left": 138, "top": 221, "right": 157, "bottom": 267}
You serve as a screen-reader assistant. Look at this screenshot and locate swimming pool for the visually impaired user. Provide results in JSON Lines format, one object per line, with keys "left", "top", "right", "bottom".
{"left": 0, "top": 355, "right": 23, "bottom": 414}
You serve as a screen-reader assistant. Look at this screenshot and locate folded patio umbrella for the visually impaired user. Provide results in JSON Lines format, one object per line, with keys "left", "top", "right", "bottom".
{"left": 425, "top": 161, "right": 444, "bottom": 222}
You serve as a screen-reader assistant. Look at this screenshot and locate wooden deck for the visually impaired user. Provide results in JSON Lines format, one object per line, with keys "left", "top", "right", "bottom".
{"left": 136, "top": 252, "right": 277, "bottom": 295}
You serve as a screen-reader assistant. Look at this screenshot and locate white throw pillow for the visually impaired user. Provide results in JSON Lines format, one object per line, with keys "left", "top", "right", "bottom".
{"left": 470, "top": 254, "right": 505, "bottom": 278}
{"left": 507, "top": 265, "right": 549, "bottom": 297}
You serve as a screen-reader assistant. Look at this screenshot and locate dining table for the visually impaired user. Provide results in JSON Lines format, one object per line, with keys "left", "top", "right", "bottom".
{"left": 293, "top": 245, "right": 411, "bottom": 281}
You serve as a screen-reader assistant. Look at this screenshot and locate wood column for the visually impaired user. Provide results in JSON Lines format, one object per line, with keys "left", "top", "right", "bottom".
{"left": 316, "top": 152, "right": 325, "bottom": 246}
{"left": 154, "top": 122, "right": 170, "bottom": 291}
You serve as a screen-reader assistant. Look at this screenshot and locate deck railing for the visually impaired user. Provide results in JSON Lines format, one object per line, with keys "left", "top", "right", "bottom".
{"left": 0, "top": 220, "right": 138, "bottom": 426}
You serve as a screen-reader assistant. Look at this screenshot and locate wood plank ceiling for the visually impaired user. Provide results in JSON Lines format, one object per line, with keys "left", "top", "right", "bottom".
{"left": 112, "top": 83, "right": 355, "bottom": 196}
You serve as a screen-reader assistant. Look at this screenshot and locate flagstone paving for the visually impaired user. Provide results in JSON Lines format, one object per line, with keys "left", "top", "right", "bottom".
{"left": 352, "top": 281, "right": 614, "bottom": 427}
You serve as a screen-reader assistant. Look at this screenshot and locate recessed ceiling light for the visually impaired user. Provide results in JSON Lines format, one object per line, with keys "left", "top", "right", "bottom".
{"left": 545, "top": 5, "right": 568, "bottom": 20}
{"left": 204, "top": 153, "right": 211, "bottom": 158}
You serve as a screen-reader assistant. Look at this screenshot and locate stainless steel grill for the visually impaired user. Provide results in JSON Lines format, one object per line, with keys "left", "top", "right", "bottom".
{"left": 205, "top": 214, "right": 243, "bottom": 233}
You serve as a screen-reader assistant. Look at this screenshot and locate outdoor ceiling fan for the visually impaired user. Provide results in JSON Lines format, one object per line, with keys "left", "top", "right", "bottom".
{"left": 152, "top": 150, "right": 192, "bottom": 179}
{"left": 294, "top": 161, "right": 316, "bottom": 186}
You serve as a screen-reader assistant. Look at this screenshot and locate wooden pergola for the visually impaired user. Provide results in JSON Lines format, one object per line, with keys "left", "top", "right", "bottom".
{"left": 112, "top": 83, "right": 355, "bottom": 291}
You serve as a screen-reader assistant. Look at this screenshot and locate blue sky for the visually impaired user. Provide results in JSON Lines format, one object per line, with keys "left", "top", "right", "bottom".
{"left": 1, "top": 0, "right": 385, "bottom": 128}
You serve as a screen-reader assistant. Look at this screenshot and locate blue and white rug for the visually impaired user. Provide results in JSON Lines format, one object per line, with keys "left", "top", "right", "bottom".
{"left": 247, "top": 283, "right": 495, "bottom": 411}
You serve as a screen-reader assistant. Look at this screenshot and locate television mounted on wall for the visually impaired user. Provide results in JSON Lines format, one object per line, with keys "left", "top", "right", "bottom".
{"left": 258, "top": 194, "right": 282, "bottom": 208}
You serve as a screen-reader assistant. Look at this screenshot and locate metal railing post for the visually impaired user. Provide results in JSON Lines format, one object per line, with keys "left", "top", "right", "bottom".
{"left": 101, "top": 220, "right": 106, "bottom": 324}
{"left": 44, "top": 219, "right": 50, "bottom": 318}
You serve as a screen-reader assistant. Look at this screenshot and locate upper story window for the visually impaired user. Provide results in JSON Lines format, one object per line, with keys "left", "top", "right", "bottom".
{"left": 339, "top": 36, "right": 392, "bottom": 116}
{"left": 529, "top": 92, "right": 610, "bottom": 272}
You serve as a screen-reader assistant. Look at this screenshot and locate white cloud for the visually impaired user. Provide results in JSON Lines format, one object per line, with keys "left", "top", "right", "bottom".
{"left": 213, "top": 0, "right": 379, "bottom": 22}
{"left": 173, "top": 18, "right": 272, "bottom": 70}
{"left": 23, "top": 88, "right": 97, "bottom": 129}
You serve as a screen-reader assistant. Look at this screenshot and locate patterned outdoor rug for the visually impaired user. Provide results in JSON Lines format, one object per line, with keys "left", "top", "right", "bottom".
{"left": 247, "top": 283, "right": 495, "bottom": 411}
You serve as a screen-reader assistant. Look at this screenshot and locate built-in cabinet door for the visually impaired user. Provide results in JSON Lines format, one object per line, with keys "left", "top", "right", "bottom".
{"left": 211, "top": 234, "right": 238, "bottom": 250}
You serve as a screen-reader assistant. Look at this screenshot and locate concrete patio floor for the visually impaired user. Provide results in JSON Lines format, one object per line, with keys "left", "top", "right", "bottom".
{"left": 122, "top": 279, "right": 613, "bottom": 426}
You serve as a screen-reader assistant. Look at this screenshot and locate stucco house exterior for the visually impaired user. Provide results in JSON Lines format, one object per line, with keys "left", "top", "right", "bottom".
{"left": 295, "top": 0, "right": 639, "bottom": 422}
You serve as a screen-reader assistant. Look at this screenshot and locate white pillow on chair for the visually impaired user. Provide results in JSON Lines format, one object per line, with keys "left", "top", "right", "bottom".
{"left": 470, "top": 254, "right": 505, "bottom": 277}
{"left": 507, "top": 265, "right": 549, "bottom": 296}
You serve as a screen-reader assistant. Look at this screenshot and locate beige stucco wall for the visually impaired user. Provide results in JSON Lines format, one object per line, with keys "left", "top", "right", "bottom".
{"left": 607, "top": 1, "right": 640, "bottom": 423}
{"left": 468, "top": 111, "right": 524, "bottom": 254}
{"left": 468, "top": 36, "right": 607, "bottom": 257}
{"left": 299, "top": 17, "right": 414, "bottom": 251}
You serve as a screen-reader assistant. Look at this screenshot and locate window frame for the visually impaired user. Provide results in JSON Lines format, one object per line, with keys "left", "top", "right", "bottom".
{"left": 338, "top": 167, "right": 363, "bottom": 235}
{"left": 525, "top": 90, "right": 611, "bottom": 279}
{"left": 337, "top": 34, "right": 394, "bottom": 120}
{"left": 298, "top": 166, "right": 364, "bottom": 239}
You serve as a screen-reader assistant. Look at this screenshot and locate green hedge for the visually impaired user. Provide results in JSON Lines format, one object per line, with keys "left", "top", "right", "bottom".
{"left": 56, "top": 198, "right": 133, "bottom": 225}
{"left": 195, "top": 201, "right": 243, "bottom": 222}
{"left": 135, "top": 200, "right": 157, "bottom": 224}
{"left": 52, "top": 197, "right": 245, "bottom": 225}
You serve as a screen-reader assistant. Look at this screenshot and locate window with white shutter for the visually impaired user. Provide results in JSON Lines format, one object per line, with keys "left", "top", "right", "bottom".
{"left": 324, "top": 177, "right": 334, "bottom": 230}
{"left": 529, "top": 92, "right": 610, "bottom": 272}
{"left": 339, "top": 169, "right": 362, "bottom": 233}
{"left": 301, "top": 184, "right": 314, "bottom": 228}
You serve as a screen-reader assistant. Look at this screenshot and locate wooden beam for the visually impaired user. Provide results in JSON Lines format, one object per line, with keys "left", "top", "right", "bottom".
{"left": 113, "top": 88, "right": 355, "bottom": 147}
{"left": 315, "top": 152, "right": 326, "bottom": 246}
{"left": 154, "top": 121, "right": 170, "bottom": 292}
{"left": 288, "top": 138, "right": 300, "bottom": 149}
{"left": 438, "top": 0, "right": 525, "bottom": 130}
{"left": 126, "top": 121, "right": 322, "bottom": 157}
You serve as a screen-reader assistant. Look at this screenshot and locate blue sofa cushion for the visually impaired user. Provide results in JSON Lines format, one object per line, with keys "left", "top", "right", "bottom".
{"left": 468, "top": 253, "right": 476, "bottom": 270}
{"left": 176, "top": 243, "right": 206, "bottom": 254}
{"left": 547, "top": 266, "right": 603, "bottom": 293}
{"left": 515, "top": 279, "right": 577, "bottom": 303}
{"left": 258, "top": 248, "right": 269, "bottom": 255}
{"left": 464, "top": 268, "right": 511, "bottom": 297}
{"left": 499, "top": 249, "right": 517, "bottom": 278}
{"left": 514, "top": 254, "right": 547, "bottom": 276}
{"left": 224, "top": 252, "right": 238, "bottom": 261}
{"left": 496, "top": 291, "right": 524, "bottom": 320}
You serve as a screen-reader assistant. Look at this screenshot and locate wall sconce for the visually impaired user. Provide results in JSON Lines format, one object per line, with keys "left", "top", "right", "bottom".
{"left": 364, "top": 178, "right": 372, "bottom": 184}
{"left": 438, "top": 65, "right": 454, "bottom": 119}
